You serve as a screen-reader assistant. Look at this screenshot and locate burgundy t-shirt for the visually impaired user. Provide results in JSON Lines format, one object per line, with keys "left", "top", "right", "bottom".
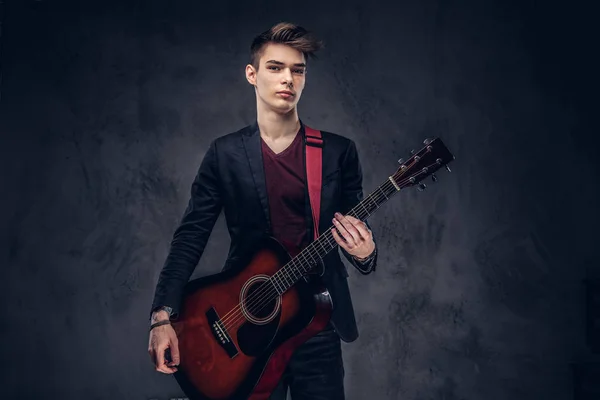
{"left": 261, "top": 129, "right": 308, "bottom": 257}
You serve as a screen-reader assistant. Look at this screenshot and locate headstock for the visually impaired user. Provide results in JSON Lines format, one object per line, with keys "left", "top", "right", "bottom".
{"left": 392, "top": 137, "right": 455, "bottom": 191}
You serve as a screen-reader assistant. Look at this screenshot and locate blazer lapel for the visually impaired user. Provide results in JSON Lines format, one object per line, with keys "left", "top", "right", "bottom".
{"left": 241, "top": 121, "right": 271, "bottom": 232}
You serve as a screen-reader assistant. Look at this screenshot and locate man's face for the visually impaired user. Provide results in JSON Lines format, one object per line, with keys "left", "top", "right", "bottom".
{"left": 246, "top": 43, "right": 307, "bottom": 114}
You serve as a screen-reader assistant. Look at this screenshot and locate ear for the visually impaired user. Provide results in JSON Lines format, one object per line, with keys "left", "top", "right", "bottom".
{"left": 245, "top": 64, "right": 257, "bottom": 86}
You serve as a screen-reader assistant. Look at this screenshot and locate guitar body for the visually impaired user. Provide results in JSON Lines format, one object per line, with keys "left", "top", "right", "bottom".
{"left": 171, "top": 236, "right": 333, "bottom": 400}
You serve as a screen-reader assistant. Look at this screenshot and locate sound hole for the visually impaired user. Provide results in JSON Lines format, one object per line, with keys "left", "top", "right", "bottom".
{"left": 240, "top": 275, "right": 281, "bottom": 325}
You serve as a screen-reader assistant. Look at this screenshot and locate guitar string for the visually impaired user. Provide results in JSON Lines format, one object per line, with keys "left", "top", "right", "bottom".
{"left": 218, "top": 158, "right": 438, "bottom": 332}
{"left": 220, "top": 181, "right": 396, "bottom": 331}
{"left": 219, "top": 159, "right": 437, "bottom": 332}
{"left": 218, "top": 175, "right": 399, "bottom": 332}
{"left": 219, "top": 159, "right": 436, "bottom": 333}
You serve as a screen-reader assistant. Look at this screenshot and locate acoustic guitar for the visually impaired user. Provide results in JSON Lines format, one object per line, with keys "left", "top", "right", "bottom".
{"left": 169, "top": 137, "right": 455, "bottom": 399}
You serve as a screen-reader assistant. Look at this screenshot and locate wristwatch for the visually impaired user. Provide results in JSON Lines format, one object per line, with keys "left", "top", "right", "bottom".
{"left": 353, "top": 247, "right": 377, "bottom": 263}
{"left": 153, "top": 306, "right": 173, "bottom": 317}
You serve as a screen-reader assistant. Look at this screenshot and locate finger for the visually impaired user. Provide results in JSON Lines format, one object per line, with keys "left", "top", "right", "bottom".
{"left": 331, "top": 227, "right": 351, "bottom": 251}
{"left": 155, "top": 344, "right": 171, "bottom": 372}
{"left": 332, "top": 219, "right": 355, "bottom": 248}
{"left": 335, "top": 213, "right": 360, "bottom": 239}
{"left": 148, "top": 348, "right": 157, "bottom": 365}
{"left": 332, "top": 213, "right": 356, "bottom": 242}
{"left": 157, "top": 356, "right": 177, "bottom": 374}
{"left": 334, "top": 214, "right": 360, "bottom": 244}
{"left": 349, "top": 219, "right": 370, "bottom": 242}
{"left": 169, "top": 339, "right": 181, "bottom": 366}
{"left": 158, "top": 365, "right": 176, "bottom": 374}
{"left": 345, "top": 216, "right": 371, "bottom": 239}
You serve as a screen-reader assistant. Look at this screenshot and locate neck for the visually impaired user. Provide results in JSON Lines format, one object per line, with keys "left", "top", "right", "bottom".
{"left": 256, "top": 101, "right": 301, "bottom": 140}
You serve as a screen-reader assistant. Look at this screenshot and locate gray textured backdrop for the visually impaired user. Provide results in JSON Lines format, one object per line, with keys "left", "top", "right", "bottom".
{"left": 1, "top": 0, "right": 598, "bottom": 399}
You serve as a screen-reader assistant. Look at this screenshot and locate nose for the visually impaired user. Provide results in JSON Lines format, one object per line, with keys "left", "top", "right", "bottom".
{"left": 281, "top": 68, "right": 293, "bottom": 86}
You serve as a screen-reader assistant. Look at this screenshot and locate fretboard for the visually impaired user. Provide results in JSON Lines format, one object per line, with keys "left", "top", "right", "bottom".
{"left": 267, "top": 175, "right": 400, "bottom": 295}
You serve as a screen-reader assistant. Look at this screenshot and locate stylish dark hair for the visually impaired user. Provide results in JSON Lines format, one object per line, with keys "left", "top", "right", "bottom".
{"left": 249, "top": 22, "right": 324, "bottom": 69}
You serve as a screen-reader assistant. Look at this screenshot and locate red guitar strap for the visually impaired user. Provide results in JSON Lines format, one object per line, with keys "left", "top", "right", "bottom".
{"left": 304, "top": 125, "right": 323, "bottom": 241}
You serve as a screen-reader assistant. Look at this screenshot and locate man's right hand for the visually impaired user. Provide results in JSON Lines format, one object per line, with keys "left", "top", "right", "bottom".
{"left": 148, "top": 310, "right": 180, "bottom": 374}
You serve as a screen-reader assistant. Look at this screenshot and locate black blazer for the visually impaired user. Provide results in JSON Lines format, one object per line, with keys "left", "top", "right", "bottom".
{"left": 151, "top": 120, "right": 378, "bottom": 342}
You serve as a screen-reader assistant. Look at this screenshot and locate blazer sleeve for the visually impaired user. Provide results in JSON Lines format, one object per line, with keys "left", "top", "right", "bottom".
{"left": 150, "top": 139, "right": 224, "bottom": 318}
{"left": 338, "top": 139, "right": 378, "bottom": 275}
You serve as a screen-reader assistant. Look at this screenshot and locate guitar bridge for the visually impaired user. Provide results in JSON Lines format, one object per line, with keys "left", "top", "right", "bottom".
{"left": 206, "top": 307, "right": 238, "bottom": 359}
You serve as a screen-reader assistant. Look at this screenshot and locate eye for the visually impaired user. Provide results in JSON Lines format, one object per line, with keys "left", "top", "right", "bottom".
{"left": 294, "top": 69, "right": 305, "bottom": 74}
{"left": 267, "top": 66, "right": 280, "bottom": 71}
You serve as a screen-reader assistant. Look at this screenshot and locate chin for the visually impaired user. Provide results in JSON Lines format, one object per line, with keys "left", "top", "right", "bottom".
{"left": 270, "top": 101, "right": 296, "bottom": 114}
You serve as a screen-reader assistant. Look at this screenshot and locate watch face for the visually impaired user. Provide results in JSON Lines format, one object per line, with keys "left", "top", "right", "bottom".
{"left": 155, "top": 306, "right": 173, "bottom": 316}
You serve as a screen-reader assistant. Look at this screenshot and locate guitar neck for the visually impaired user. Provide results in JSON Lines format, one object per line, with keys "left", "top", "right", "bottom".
{"left": 269, "top": 176, "right": 400, "bottom": 293}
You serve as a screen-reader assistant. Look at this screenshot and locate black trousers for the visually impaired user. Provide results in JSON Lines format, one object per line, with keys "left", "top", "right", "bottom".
{"left": 268, "top": 323, "right": 346, "bottom": 400}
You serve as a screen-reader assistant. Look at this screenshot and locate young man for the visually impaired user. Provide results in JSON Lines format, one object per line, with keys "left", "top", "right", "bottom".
{"left": 148, "top": 22, "right": 378, "bottom": 400}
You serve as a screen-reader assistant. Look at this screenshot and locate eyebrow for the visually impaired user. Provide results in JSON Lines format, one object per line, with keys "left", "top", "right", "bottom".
{"left": 265, "top": 60, "right": 306, "bottom": 68}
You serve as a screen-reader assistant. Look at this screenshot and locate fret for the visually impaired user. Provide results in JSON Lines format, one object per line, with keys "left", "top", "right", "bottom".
{"left": 363, "top": 196, "right": 375, "bottom": 213}
{"left": 299, "top": 252, "right": 309, "bottom": 270}
{"left": 272, "top": 275, "right": 283, "bottom": 295}
{"left": 275, "top": 270, "right": 286, "bottom": 290}
{"left": 372, "top": 194, "right": 382, "bottom": 208}
{"left": 378, "top": 186, "right": 388, "bottom": 200}
{"left": 308, "top": 250, "right": 320, "bottom": 264}
{"left": 282, "top": 268, "right": 292, "bottom": 287}
{"left": 321, "top": 238, "right": 331, "bottom": 254}
{"left": 317, "top": 239, "right": 328, "bottom": 254}
{"left": 289, "top": 264, "right": 299, "bottom": 280}
{"left": 279, "top": 269, "right": 288, "bottom": 285}
{"left": 359, "top": 203, "right": 369, "bottom": 217}
{"left": 271, "top": 278, "right": 283, "bottom": 296}
{"left": 373, "top": 193, "right": 386, "bottom": 208}
{"left": 297, "top": 258, "right": 307, "bottom": 275}
{"left": 326, "top": 233, "right": 335, "bottom": 247}
{"left": 296, "top": 258, "right": 307, "bottom": 274}
{"left": 290, "top": 259, "right": 302, "bottom": 278}
{"left": 279, "top": 267, "right": 287, "bottom": 284}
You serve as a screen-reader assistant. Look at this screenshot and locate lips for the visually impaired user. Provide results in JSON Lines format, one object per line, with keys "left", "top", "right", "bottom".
{"left": 277, "top": 91, "right": 295, "bottom": 97}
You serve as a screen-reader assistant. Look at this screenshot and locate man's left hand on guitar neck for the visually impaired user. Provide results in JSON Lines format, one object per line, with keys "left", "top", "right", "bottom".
{"left": 331, "top": 212, "right": 376, "bottom": 261}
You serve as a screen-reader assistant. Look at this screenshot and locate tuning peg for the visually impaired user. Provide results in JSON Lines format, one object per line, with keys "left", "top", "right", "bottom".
{"left": 417, "top": 183, "right": 427, "bottom": 191}
{"left": 431, "top": 174, "right": 437, "bottom": 182}
{"left": 445, "top": 165, "right": 451, "bottom": 172}
{"left": 423, "top": 138, "right": 434, "bottom": 145}
{"left": 410, "top": 149, "right": 415, "bottom": 155}
{"left": 397, "top": 158, "right": 404, "bottom": 164}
